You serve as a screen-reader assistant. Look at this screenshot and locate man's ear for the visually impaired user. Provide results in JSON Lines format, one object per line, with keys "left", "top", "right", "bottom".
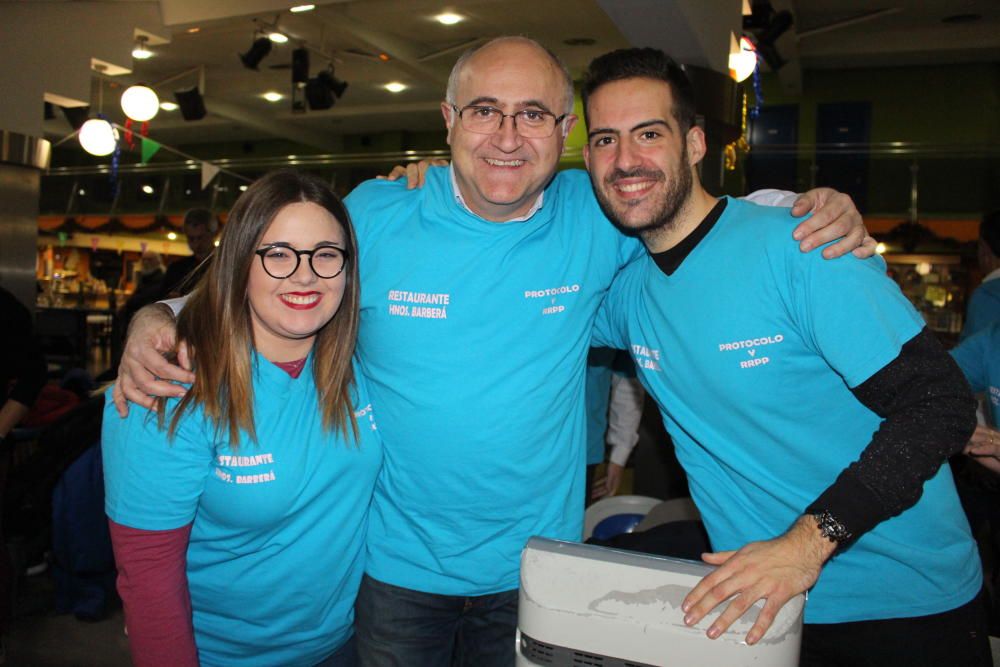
{"left": 562, "top": 114, "right": 578, "bottom": 138}
{"left": 441, "top": 101, "right": 456, "bottom": 145}
{"left": 686, "top": 124, "right": 707, "bottom": 166}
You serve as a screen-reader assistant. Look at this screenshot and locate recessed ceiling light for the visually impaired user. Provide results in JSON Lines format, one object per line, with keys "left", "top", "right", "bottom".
{"left": 263, "top": 91, "right": 284, "bottom": 102}
{"left": 290, "top": 4, "right": 315, "bottom": 12}
{"left": 167, "top": 231, "right": 178, "bottom": 240}
{"left": 435, "top": 12, "right": 464, "bottom": 25}
{"left": 78, "top": 188, "right": 86, "bottom": 196}
{"left": 141, "top": 184, "right": 155, "bottom": 195}
{"left": 239, "top": 184, "right": 249, "bottom": 192}
{"left": 159, "top": 101, "right": 179, "bottom": 111}
{"left": 268, "top": 31, "right": 289, "bottom": 44}
{"left": 187, "top": 27, "right": 201, "bottom": 34}
{"left": 384, "top": 82, "right": 407, "bottom": 93}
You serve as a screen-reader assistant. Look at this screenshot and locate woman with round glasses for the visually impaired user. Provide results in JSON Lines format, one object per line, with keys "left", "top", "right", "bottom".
{"left": 102, "top": 170, "right": 380, "bottom": 667}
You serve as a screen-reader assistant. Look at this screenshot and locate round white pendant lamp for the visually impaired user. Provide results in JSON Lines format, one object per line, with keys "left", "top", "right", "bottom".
{"left": 78, "top": 118, "right": 119, "bottom": 156}
{"left": 121, "top": 84, "right": 160, "bottom": 121}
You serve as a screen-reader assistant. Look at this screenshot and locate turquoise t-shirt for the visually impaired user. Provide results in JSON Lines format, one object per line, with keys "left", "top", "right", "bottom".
{"left": 102, "top": 355, "right": 382, "bottom": 667}
{"left": 346, "top": 167, "right": 642, "bottom": 595}
{"left": 951, "top": 320, "right": 1000, "bottom": 424}
{"left": 961, "top": 278, "right": 1000, "bottom": 340}
{"left": 593, "top": 197, "right": 981, "bottom": 623}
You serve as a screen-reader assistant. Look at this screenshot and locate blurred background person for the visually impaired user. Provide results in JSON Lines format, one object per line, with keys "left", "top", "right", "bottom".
{"left": 0, "top": 284, "right": 47, "bottom": 657}
{"left": 961, "top": 210, "right": 1000, "bottom": 341}
{"left": 586, "top": 348, "right": 644, "bottom": 504}
{"left": 161, "top": 208, "right": 219, "bottom": 298}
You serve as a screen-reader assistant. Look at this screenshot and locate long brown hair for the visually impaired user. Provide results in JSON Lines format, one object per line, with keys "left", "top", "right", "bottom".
{"left": 161, "top": 170, "right": 360, "bottom": 446}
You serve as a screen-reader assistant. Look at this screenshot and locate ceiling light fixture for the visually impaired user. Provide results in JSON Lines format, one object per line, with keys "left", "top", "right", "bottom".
{"left": 728, "top": 35, "right": 757, "bottom": 82}
{"left": 78, "top": 119, "right": 119, "bottom": 156}
{"left": 263, "top": 91, "right": 284, "bottom": 102}
{"left": 384, "top": 82, "right": 407, "bottom": 93}
{"left": 159, "top": 101, "right": 179, "bottom": 111}
{"left": 305, "top": 67, "right": 348, "bottom": 110}
{"left": 187, "top": 27, "right": 201, "bottom": 34}
{"left": 290, "top": 4, "right": 315, "bottom": 12}
{"left": 121, "top": 84, "right": 160, "bottom": 121}
{"left": 435, "top": 12, "right": 464, "bottom": 25}
{"left": 174, "top": 85, "right": 207, "bottom": 120}
{"left": 268, "top": 31, "right": 289, "bottom": 44}
{"left": 141, "top": 184, "right": 155, "bottom": 195}
{"left": 132, "top": 35, "right": 153, "bottom": 59}
{"left": 240, "top": 36, "right": 273, "bottom": 70}
{"left": 167, "top": 231, "right": 178, "bottom": 240}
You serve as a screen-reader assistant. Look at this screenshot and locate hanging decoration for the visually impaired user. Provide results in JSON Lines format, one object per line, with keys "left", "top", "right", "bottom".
{"left": 750, "top": 65, "right": 763, "bottom": 120}
{"left": 201, "top": 162, "right": 220, "bottom": 189}
{"left": 121, "top": 84, "right": 158, "bottom": 150}
{"left": 724, "top": 92, "right": 752, "bottom": 171}
{"left": 140, "top": 137, "right": 161, "bottom": 164}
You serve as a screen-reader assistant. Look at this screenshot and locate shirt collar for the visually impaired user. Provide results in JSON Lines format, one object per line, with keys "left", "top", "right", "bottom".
{"left": 449, "top": 165, "right": 545, "bottom": 223}
{"left": 984, "top": 267, "right": 1000, "bottom": 283}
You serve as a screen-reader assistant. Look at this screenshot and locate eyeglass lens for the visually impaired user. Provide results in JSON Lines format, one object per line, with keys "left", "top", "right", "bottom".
{"left": 459, "top": 106, "right": 557, "bottom": 138}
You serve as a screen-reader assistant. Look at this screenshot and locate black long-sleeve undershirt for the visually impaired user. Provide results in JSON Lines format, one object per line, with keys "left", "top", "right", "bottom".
{"left": 806, "top": 327, "right": 977, "bottom": 546}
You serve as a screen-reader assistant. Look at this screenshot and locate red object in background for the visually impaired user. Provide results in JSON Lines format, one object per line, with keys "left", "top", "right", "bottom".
{"left": 20, "top": 385, "right": 81, "bottom": 428}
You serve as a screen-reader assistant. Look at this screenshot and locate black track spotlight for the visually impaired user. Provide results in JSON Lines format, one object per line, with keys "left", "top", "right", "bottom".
{"left": 292, "top": 47, "right": 310, "bottom": 84}
{"left": 240, "top": 36, "right": 273, "bottom": 70}
{"left": 305, "top": 75, "right": 335, "bottom": 110}
{"left": 174, "top": 86, "right": 207, "bottom": 121}
{"left": 305, "top": 68, "right": 348, "bottom": 110}
{"left": 328, "top": 74, "right": 349, "bottom": 99}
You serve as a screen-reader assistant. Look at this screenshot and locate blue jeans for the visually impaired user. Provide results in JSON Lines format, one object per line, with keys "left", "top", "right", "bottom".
{"left": 354, "top": 574, "right": 518, "bottom": 667}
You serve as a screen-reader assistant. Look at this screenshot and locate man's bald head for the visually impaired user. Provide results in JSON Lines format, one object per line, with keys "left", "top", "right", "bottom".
{"left": 445, "top": 36, "right": 575, "bottom": 116}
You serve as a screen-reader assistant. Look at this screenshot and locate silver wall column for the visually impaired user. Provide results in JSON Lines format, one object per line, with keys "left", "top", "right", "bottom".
{"left": 0, "top": 130, "right": 51, "bottom": 313}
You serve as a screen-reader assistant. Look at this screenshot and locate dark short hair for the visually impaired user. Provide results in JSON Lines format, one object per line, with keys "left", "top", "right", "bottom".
{"left": 981, "top": 210, "right": 1000, "bottom": 256}
{"left": 183, "top": 207, "right": 218, "bottom": 234}
{"left": 581, "top": 47, "right": 696, "bottom": 133}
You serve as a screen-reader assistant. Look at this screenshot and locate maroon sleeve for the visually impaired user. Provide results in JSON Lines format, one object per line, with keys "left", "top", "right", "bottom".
{"left": 109, "top": 519, "right": 200, "bottom": 667}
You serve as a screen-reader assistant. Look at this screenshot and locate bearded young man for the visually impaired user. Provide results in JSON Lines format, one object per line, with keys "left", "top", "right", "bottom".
{"left": 583, "top": 47, "right": 989, "bottom": 667}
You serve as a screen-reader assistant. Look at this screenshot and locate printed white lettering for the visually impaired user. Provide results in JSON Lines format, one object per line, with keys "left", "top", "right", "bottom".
{"left": 523, "top": 284, "right": 581, "bottom": 299}
{"left": 235, "top": 470, "right": 277, "bottom": 485}
{"left": 739, "top": 356, "right": 770, "bottom": 369}
{"left": 718, "top": 334, "right": 784, "bottom": 352}
{"left": 387, "top": 290, "right": 451, "bottom": 305}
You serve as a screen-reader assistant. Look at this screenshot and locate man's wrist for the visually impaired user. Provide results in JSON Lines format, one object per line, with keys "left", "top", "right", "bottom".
{"left": 792, "top": 514, "right": 838, "bottom": 566}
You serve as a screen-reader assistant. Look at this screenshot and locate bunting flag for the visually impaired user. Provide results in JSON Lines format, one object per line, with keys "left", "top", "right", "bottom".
{"left": 201, "top": 162, "right": 220, "bottom": 189}
{"left": 140, "top": 137, "right": 161, "bottom": 164}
